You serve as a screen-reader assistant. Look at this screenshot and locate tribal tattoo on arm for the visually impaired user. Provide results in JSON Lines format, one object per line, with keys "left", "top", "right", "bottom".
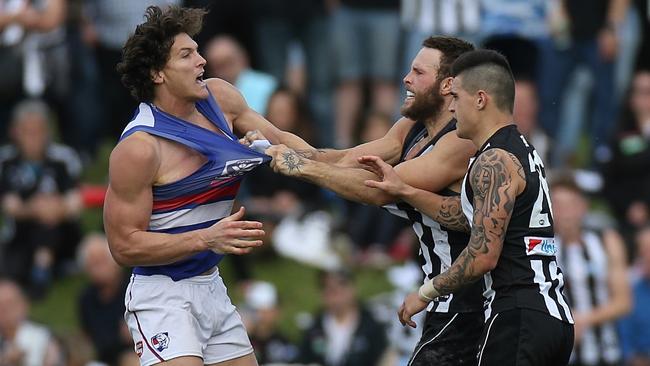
{"left": 281, "top": 150, "right": 306, "bottom": 174}
{"left": 433, "top": 149, "right": 521, "bottom": 295}
{"left": 436, "top": 196, "right": 471, "bottom": 233}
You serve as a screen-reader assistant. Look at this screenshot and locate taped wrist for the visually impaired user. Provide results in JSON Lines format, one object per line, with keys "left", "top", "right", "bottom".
{"left": 418, "top": 280, "right": 440, "bottom": 302}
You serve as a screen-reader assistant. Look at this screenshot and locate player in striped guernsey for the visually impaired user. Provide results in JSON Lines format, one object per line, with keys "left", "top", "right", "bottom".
{"left": 261, "top": 37, "right": 484, "bottom": 365}
{"left": 103, "top": 6, "right": 318, "bottom": 366}
{"left": 551, "top": 175, "right": 631, "bottom": 366}
{"left": 359, "top": 50, "right": 575, "bottom": 365}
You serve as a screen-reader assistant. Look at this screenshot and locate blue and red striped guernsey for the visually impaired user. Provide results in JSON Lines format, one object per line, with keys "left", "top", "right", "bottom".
{"left": 119, "top": 90, "right": 270, "bottom": 281}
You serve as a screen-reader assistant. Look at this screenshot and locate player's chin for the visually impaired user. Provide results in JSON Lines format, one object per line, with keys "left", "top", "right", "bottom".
{"left": 195, "top": 86, "right": 210, "bottom": 99}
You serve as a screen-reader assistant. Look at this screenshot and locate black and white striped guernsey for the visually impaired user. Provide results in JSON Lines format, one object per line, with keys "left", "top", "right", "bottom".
{"left": 384, "top": 119, "right": 483, "bottom": 314}
{"left": 558, "top": 230, "right": 621, "bottom": 365}
{"left": 460, "top": 124, "right": 574, "bottom": 323}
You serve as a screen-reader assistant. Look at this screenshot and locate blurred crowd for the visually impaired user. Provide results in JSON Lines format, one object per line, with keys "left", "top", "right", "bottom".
{"left": 1, "top": 0, "right": 650, "bottom": 365}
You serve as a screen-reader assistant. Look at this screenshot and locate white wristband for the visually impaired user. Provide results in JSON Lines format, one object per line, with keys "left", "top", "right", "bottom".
{"left": 418, "top": 280, "right": 440, "bottom": 302}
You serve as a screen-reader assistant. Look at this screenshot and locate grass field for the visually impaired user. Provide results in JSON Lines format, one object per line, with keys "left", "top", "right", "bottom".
{"left": 28, "top": 140, "right": 395, "bottom": 344}
{"left": 30, "top": 254, "right": 394, "bottom": 342}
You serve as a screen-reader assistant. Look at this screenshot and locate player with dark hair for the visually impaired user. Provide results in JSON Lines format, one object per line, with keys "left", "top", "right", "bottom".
{"left": 360, "top": 49, "right": 575, "bottom": 365}
{"left": 104, "top": 5, "right": 315, "bottom": 366}
{"left": 259, "top": 36, "right": 484, "bottom": 365}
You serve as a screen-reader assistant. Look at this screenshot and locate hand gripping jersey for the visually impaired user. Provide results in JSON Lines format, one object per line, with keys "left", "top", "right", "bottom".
{"left": 119, "top": 92, "right": 270, "bottom": 281}
{"left": 384, "top": 120, "right": 483, "bottom": 314}
{"left": 461, "top": 125, "right": 573, "bottom": 323}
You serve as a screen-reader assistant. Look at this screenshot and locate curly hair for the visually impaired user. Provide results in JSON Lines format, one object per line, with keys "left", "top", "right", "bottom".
{"left": 117, "top": 5, "right": 207, "bottom": 102}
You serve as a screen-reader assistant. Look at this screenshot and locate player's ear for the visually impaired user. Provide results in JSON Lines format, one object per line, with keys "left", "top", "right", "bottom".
{"left": 151, "top": 69, "right": 164, "bottom": 84}
{"left": 439, "top": 77, "right": 454, "bottom": 95}
{"left": 476, "top": 90, "right": 488, "bottom": 110}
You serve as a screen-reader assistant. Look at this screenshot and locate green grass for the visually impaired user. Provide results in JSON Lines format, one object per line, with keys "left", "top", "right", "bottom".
{"left": 29, "top": 140, "right": 394, "bottom": 343}
{"left": 30, "top": 254, "right": 393, "bottom": 342}
{"left": 31, "top": 275, "right": 88, "bottom": 334}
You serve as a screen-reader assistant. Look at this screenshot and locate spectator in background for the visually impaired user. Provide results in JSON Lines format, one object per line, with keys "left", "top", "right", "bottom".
{"left": 0, "top": 279, "right": 63, "bottom": 366}
{"left": 479, "top": 0, "right": 551, "bottom": 162}
{"left": 604, "top": 69, "right": 650, "bottom": 245}
{"left": 331, "top": 0, "right": 400, "bottom": 147}
{"left": 251, "top": 0, "right": 334, "bottom": 146}
{"left": 0, "top": 0, "right": 67, "bottom": 142}
{"left": 552, "top": 175, "right": 631, "bottom": 366}
{"left": 345, "top": 110, "right": 409, "bottom": 265}
{"left": 0, "top": 99, "right": 82, "bottom": 298}
{"left": 182, "top": 0, "right": 256, "bottom": 58}
{"left": 298, "top": 269, "right": 388, "bottom": 366}
{"left": 242, "top": 281, "right": 298, "bottom": 364}
{"left": 511, "top": 74, "right": 551, "bottom": 163}
{"left": 265, "top": 86, "right": 319, "bottom": 146}
{"left": 619, "top": 226, "right": 650, "bottom": 366}
{"left": 82, "top": 0, "right": 179, "bottom": 142}
{"left": 400, "top": 0, "right": 480, "bottom": 76}
{"left": 242, "top": 87, "right": 322, "bottom": 224}
{"left": 77, "top": 233, "right": 131, "bottom": 366}
{"left": 205, "top": 35, "right": 277, "bottom": 115}
{"left": 633, "top": 0, "right": 650, "bottom": 70}
{"left": 538, "top": 0, "right": 629, "bottom": 167}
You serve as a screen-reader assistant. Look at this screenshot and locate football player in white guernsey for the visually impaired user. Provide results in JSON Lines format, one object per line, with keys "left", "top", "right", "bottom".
{"left": 551, "top": 175, "right": 630, "bottom": 366}
{"left": 359, "top": 50, "right": 575, "bottom": 365}
{"left": 254, "top": 37, "right": 486, "bottom": 365}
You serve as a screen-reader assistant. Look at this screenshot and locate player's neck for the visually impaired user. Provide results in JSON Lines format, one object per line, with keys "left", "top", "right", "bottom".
{"left": 422, "top": 109, "right": 453, "bottom": 139}
{"left": 153, "top": 94, "right": 198, "bottom": 122}
{"left": 472, "top": 111, "right": 513, "bottom": 148}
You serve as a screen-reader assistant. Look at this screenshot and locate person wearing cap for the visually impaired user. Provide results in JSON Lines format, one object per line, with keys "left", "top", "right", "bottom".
{"left": 242, "top": 281, "right": 298, "bottom": 365}
{"left": 297, "top": 269, "right": 388, "bottom": 366}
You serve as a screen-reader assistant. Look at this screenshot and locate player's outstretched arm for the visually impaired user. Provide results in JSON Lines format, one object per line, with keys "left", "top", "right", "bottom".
{"left": 397, "top": 148, "right": 524, "bottom": 327}
{"left": 359, "top": 155, "right": 470, "bottom": 232}
{"left": 265, "top": 144, "right": 398, "bottom": 206}
{"left": 103, "top": 133, "right": 265, "bottom": 267}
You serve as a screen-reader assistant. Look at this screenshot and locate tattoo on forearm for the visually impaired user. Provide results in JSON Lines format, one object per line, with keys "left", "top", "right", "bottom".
{"left": 433, "top": 149, "right": 518, "bottom": 295}
{"left": 293, "top": 149, "right": 326, "bottom": 160}
{"left": 282, "top": 151, "right": 306, "bottom": 173}
{"left": 436, "top": 197, "right": 470, "bottom": 233}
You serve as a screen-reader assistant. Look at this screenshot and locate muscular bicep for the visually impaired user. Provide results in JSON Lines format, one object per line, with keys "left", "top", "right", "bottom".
{"left": 466, "top": 149, "right": 524, "bottom": 264}
{"left": 394, "top": 132, "right": 475, "bottom": 192}
{"left": 103, "top": 136, "right": 158, "bottom": 253}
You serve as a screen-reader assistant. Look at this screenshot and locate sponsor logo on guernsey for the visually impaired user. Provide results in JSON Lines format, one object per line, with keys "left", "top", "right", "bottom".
{"left": 151, "top": 332, "right": 170, "bottom": 352}
{"left": 135, "top": 341, "right": 143, "bottom": 357}
{"left": 524, "top": 236, "right": 557, "bottom": 256}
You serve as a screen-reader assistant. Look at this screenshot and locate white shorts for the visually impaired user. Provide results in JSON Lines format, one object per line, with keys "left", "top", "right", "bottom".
{"left": 124, "top": 268, "right": 253, "bottom": 366}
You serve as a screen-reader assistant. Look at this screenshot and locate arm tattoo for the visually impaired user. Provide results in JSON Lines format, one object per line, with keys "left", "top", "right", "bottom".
{"left": 293, "top": 149, "right": 326, "bottom": 160}
{"left": 507, "top": 152, "right": 525, "bottom": 181}
{"left": 436, "top": 196, "right": 470, "bottom": 233}
{"left": 282, "top": 151, "right": 306, "bottom": 173}
{"left": 433, "top": 149, "right": 517, "bottom": 295}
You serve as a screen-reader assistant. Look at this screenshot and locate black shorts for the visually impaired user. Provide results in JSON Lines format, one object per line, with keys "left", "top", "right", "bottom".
{"left": 409, "top": 311, "right": 485, "bottom": 366}
{"left": 477, "top": 308, "right": 574, "bottom": 366}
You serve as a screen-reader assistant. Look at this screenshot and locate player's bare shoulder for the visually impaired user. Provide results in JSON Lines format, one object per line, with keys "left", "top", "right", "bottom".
{"left": 470, "top": 148, "right": 526, "bottom": 195}
{"left": 205, "top": 78, "right": 245, "bottom": 126}
{"left": 108, "top": 131, "right": 161, "bottom": 189}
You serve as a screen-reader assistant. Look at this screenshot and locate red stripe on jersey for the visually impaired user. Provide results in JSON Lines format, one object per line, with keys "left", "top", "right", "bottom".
{"left": 152, "top": 181, "right": 241, "bottom": 212}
